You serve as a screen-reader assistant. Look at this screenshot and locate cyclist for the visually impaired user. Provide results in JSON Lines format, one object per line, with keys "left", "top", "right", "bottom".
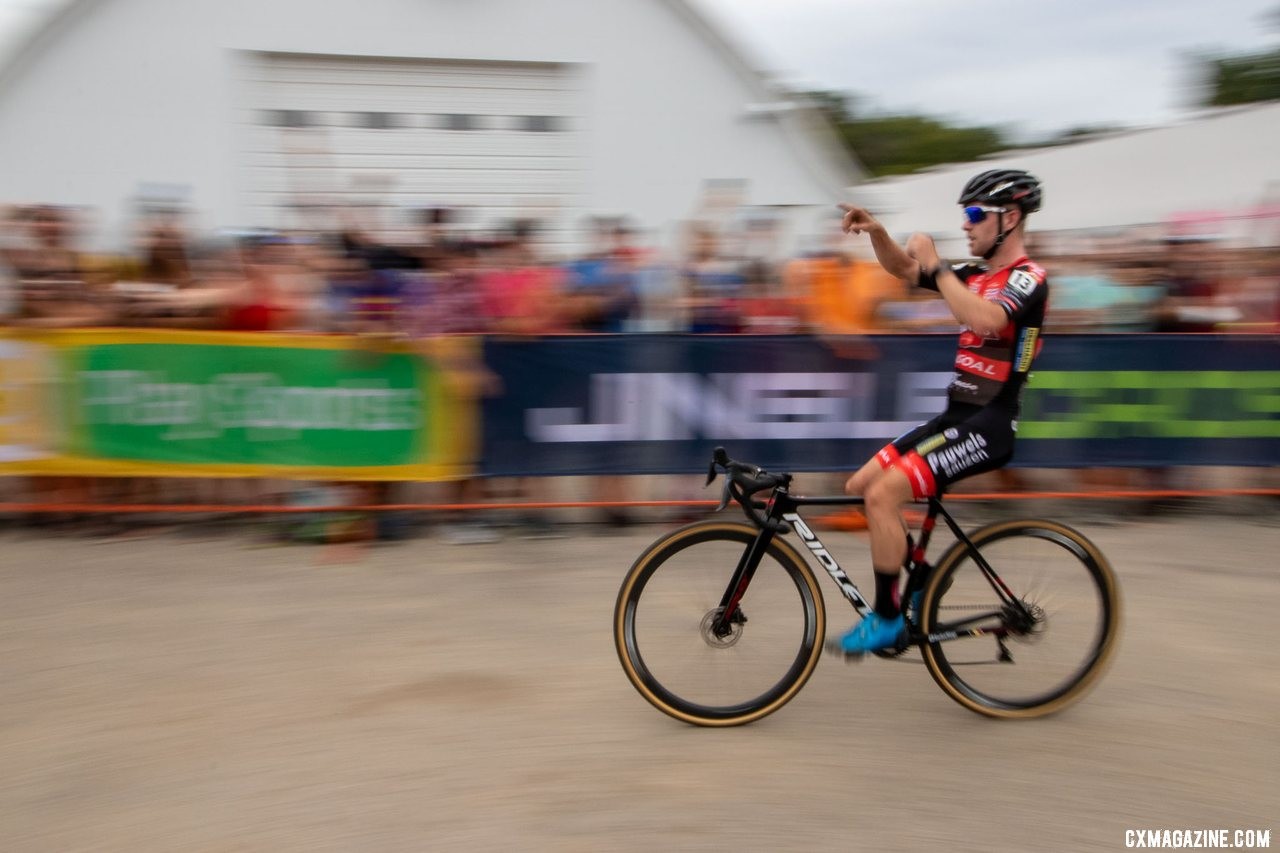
{"left": 832, "top": 169, "right": 1048, "bottom": 655}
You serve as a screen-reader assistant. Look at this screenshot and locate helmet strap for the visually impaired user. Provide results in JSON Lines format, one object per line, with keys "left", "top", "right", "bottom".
{"left": 981, "top": 210, "right": 1015, "bottom": 261}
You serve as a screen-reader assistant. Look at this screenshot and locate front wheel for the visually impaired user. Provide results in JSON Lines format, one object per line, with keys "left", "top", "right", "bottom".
{"left": 919, "top": 519, "right": 1121, "bottom": 719}
{"left": 614, "top": 521, "right": 825, "bottom": 726}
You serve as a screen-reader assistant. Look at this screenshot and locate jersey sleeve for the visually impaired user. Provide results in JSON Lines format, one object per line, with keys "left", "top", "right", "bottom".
{"left": 917, "top": 262, "right": 981, "bottom": 292}
{"left": 995, "top": 264, "right": 1048, "bottom": 320}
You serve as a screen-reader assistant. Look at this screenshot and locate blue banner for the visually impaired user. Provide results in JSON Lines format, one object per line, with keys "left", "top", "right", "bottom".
{"left": 480, "top": 335, "right": 1280, "bottom": 476}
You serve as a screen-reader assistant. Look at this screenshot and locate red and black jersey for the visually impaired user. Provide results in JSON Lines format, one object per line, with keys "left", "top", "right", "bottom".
{"left": 918, "top": 256, "right": 1048, "bottom": 413}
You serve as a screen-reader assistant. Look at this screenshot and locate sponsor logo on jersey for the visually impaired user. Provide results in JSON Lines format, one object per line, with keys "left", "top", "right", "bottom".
{"left": 955, "top": 352, "right": 1009, "bottom": 379}
{"left": 914, "top": 433, "right": 948, "bottom": 455}
{"left": 925, "top": 433, "right": 991, "bottom": 479}
{"left": 1015, "top": 327, "right": 1040, "bottom": 372}
{"left": 944, "top": 428, "right": 959, "bottom": 439}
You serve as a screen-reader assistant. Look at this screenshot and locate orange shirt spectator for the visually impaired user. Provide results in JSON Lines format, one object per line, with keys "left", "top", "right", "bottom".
{"left": 783, "top": 252, "right": 903, "bottom": 334}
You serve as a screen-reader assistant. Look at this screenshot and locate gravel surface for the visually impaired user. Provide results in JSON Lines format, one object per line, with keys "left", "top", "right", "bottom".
{"left": 1, "top": 512, "right": 1276, "bottom": 851}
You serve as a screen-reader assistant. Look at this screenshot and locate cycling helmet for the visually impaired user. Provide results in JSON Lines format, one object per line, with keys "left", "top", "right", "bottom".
{"left": 958, "top": 169, "right": 1041, "bottom": 259}
{"left": 958, "top": 169, "right": 1042, "bottom": 213}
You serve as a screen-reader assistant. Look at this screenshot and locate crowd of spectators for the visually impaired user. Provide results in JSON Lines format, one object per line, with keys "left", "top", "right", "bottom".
{"left": 1, "top": 202, "right": 1276, "bottom": 542}
{"left": 4, "top": 203, "right": 1277, "bottom": 338}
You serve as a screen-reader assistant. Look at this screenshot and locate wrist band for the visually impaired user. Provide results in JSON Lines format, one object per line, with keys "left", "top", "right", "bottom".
{"left": 931, "top": 260, "right": 949, "bottom": 278}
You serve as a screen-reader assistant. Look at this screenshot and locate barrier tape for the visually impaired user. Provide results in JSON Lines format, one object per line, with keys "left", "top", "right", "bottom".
{"left": 0, "top": 489, "right": 1276, "bottom": 514}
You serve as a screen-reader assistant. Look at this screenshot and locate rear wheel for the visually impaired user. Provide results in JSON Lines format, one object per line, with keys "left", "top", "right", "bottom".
{"left": 614, "top": 521, "right": 824, "bottom": 726}
{"left": 919, "top": 519, "right": 1120, "bottom": 719}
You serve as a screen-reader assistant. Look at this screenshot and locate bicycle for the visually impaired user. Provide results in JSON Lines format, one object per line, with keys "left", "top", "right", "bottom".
{"left": 614, "top": 447, "right": 1121, "bottom": 726}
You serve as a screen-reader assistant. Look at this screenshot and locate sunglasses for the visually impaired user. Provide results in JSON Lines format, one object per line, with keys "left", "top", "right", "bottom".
{"left": 963, "top": 205, "right": 1007, "bottom": 224}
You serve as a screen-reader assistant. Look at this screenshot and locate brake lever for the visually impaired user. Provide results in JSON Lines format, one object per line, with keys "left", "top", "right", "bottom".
{"left": 716, "top": 477, "right": 732, "bottom": 512}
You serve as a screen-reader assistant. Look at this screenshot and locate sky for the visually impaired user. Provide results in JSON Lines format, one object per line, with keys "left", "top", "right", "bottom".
{"left": 0, "top": 0, "right": 55, "bottom": 62}
{"left": 0, "top": 0, "right": 1276, "bottom": 141}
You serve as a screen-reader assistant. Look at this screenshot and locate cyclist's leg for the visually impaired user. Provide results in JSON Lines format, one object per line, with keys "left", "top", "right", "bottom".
{"left": 865, "top": 467, "right": 915, "bottom": 575}
{"left": 843, "top": 455, "right": 883, "bottom": 497}
{"left": 834, "top": 411, "right": 1013, "bottom": 655}
{"left": 844, "top": 417, "right": 940, "bottom": 541}
{"left": 832, "top": 463, "right": 918, "bottom": 654}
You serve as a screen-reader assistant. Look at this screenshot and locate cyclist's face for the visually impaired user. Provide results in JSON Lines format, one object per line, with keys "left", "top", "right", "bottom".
{"left": 963, "top": 205, "right": 1019, "bottom": 257}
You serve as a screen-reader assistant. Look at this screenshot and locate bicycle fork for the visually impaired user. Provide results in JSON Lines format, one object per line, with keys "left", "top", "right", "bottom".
{"left": 711, "top": 527, "right": 775, "bottom": 638}
{"left": 711, "top": 491, "right": 804, "bottom": 637}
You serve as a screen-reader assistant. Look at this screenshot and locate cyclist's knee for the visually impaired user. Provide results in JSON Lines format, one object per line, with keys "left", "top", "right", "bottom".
{"left": 865, "top": 471, "right": 912, "bottom": 514}
{"left": 845, "top": 457, "right": 883, "bottom": 495}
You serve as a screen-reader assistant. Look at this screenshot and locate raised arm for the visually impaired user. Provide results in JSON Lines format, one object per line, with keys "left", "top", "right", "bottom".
{"left": 838, "top": 204, "right": 919, "bottom": 281}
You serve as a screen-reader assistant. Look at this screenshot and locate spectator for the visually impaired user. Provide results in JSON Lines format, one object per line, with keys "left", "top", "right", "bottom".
{"left": 563, "top": 217, "right": 639, "bottom": 333}
{"left": 402, "top": 242, "right": 503, "bottom": 543}
{"left": 677, "top": 221, "right": 744, "bottom": 333}
{"left": 1046, "top": 257, "right": 1137, "bottom": 332}
{"left": 782, "top": 231, "right": 903, "bottom": 334}
{"left": 737, "top": 252, "right": 803, "bottom": 334}
{"left": 8, "top": 205, "right": 112, "bottom": 328}
{"left": 1107, "top": 253, "right": 1169, "bottom": 332}
{"left": 1154, "top": 238, "right": 1234, "bottom": 333}
{"left": 479, "top": 220, "right": 569, "bottom": 335}
{"left": 1214, "top": 247, "right": 1280, "bottom": 333}
{"left": 0, "top": 205, "right": 23, "bottom": 319}
{"left": 222, "top": 235, "right": 288, "bottom": 332}
{"left": 113, "top": 212, "right": 207, "bottom": 327}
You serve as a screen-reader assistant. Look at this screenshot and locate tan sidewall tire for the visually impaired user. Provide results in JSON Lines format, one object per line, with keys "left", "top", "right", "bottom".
{"left": 614, "top": 520, "right": 825, "bottom": 726}
{"left": 919, "top": 519, "right": 1122, "bottom": 719}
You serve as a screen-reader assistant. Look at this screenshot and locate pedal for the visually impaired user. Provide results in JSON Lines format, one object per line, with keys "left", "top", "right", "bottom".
{"left": 873, "top": 636, "right": 911, "bottom": 659}
{"left": 824, "top": 637, "right": 867, "bottom": 662}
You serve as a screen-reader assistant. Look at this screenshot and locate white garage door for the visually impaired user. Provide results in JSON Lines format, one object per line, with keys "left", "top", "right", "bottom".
{"left": 239, "top": 51, "right": 584, "bottom": 248}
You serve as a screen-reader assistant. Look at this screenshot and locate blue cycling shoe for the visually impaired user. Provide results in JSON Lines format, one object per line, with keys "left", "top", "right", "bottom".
{"left": 829, "top": 611, "right": 906, "bottom": 656}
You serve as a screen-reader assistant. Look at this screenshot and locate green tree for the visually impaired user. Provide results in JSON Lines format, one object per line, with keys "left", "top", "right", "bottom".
{"left": 1201, "top": 48, "right": 1280, "bottom": 106}
{"left": 1197, "top": 4, "right": 1280, "bottom": 106}
{"left": 838, "top": 114, "right": 1006, "bottom": 176}
{"left": 804, "top": 91, "right": 1010, "bottom": 177}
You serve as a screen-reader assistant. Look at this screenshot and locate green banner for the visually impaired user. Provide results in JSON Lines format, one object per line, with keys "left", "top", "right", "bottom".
{"left": 72, "top": 344, "right": 426, "bottom": 466}
{"left": 1, "top": 330, "right": 477, "bottom": 480}
{"left": 1019, "top": 371, "right": 1280, "bottom": 439}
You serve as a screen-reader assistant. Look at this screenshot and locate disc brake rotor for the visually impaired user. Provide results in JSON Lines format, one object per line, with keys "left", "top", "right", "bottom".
{"left": 700, "top": 607, "right": 744, "bottom": 648}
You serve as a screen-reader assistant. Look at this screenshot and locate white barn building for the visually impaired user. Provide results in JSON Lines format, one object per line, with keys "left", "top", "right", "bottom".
{"left": 0, "top": 0, "right": 862, "bottom": 253}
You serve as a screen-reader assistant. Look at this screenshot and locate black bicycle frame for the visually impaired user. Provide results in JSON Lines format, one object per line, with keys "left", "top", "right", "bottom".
{"left": 712, "top": 487, "right": 1028, "bottom": 642}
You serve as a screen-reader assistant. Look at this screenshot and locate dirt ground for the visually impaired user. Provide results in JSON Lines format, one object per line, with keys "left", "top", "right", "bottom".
{"left": 1, "top": 507, "right": 1277, "bottom": 852}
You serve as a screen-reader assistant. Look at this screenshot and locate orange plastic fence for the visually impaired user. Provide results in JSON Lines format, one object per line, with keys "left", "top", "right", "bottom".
{"left": 1, "top": 489, "right": 1276, "bottom": 514}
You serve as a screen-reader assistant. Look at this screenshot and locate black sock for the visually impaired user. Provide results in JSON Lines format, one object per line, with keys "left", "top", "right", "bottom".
{"left": 874, "top": 572, "right": 902, "bottom": 619}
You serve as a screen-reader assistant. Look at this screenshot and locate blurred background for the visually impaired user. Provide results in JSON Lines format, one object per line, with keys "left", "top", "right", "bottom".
{"left": 0, "top": 0, "right": 1277, "bottom": 540}
{"left": 0, "top": 2, "right": 1278, "bottom": 850}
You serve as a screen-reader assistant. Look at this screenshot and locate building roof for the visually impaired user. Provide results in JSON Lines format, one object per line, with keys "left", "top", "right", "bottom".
{"left": 861, "top": 101, "right": 1280, "bottom": 244}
